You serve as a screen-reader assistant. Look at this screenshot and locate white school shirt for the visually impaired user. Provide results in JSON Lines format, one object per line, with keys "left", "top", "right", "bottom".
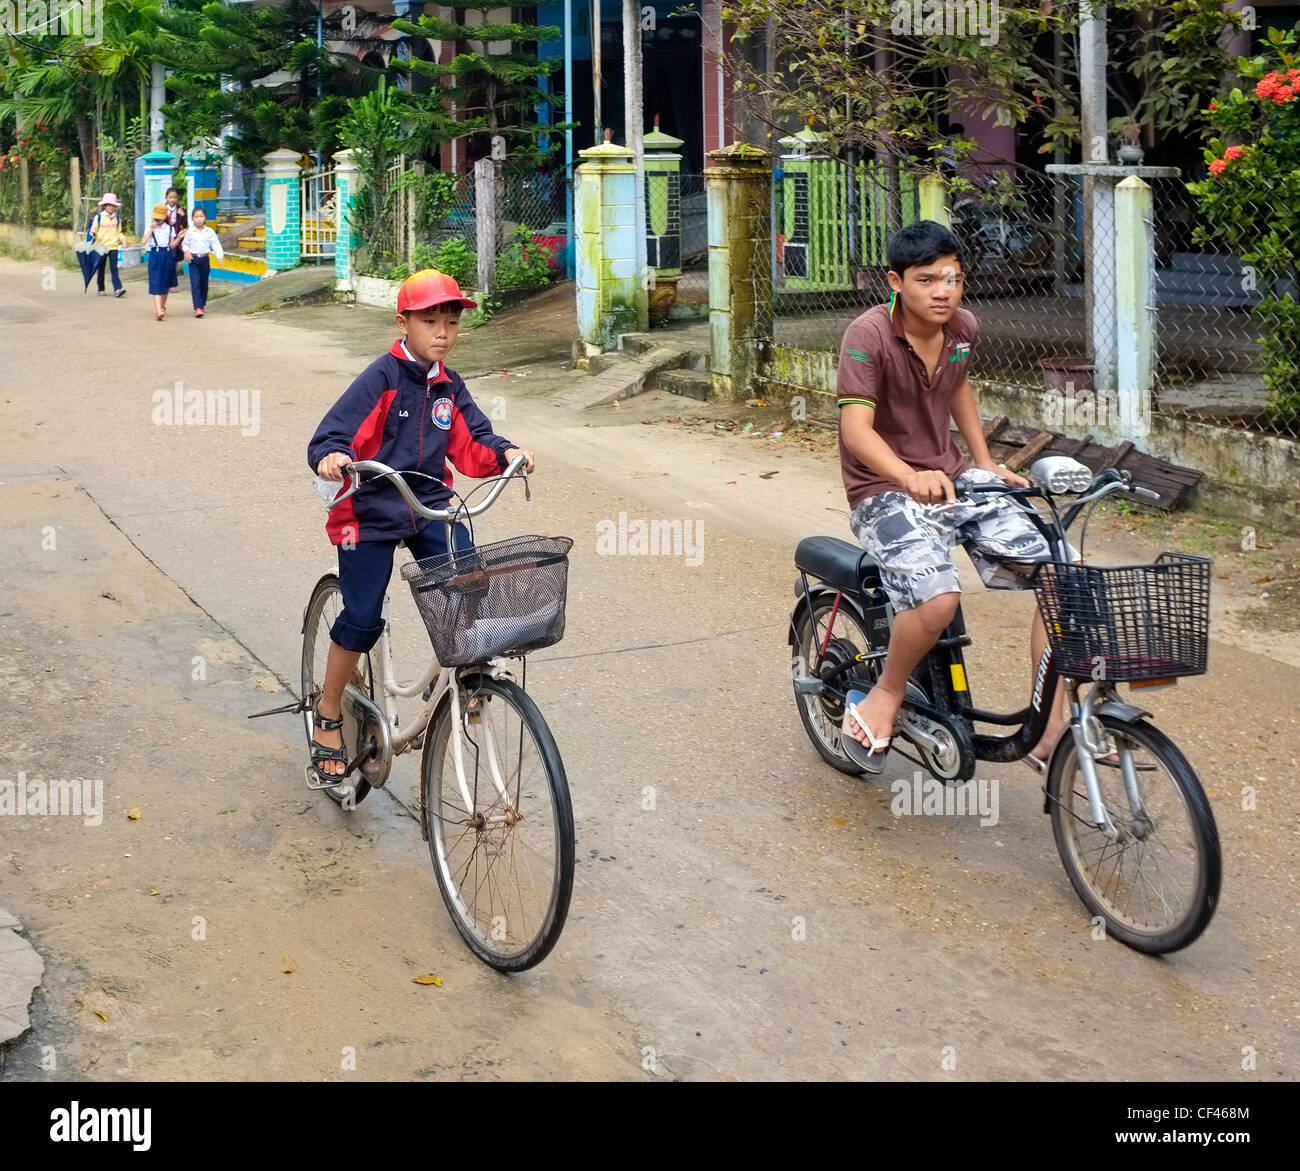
{"left": 181, "top": 225, "right": 225, "bottom": 261}
{"left": 144, "top": 223, "right": 175, "bottom": 251}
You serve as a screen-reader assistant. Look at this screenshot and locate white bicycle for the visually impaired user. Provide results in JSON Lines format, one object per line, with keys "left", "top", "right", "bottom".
{"left": 292, "top": 456, "right": 575, "bottom": 972}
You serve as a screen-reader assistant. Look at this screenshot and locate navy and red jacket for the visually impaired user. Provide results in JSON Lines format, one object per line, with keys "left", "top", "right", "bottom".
{"left": 308, "top": 340, "right": 515, "bottom": 545}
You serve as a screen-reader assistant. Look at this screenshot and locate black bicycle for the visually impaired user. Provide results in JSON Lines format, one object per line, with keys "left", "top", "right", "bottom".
{"left": 789, "top": 460, "right": 1220, "bottom": 955}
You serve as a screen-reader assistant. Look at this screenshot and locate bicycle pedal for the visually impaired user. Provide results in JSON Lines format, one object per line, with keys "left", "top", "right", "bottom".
{"left": 304, "top": 765, "right": 345, "bottom": 792}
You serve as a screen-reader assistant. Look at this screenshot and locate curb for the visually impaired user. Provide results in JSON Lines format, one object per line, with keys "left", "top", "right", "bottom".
{"left": 0, "top": 907, "right": 44, "bottom": 1050}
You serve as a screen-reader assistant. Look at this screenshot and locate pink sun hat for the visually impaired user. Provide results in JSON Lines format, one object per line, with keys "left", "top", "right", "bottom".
{"left": 98, "top": 192, "right": 121, "bottom": 207}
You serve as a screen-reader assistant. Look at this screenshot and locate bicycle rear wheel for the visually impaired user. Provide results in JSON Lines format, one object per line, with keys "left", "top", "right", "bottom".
{"left": 301, "top": 574, "right": 373, "bottom": 808}
{"left": 420, "top": 673, "right": 574, "bottom": 972}
{"left": 1047, "top": 715, "right": 1220, "bottom": 954}
{"left": 791, "top": 597, "right": 882, "bottom": 776}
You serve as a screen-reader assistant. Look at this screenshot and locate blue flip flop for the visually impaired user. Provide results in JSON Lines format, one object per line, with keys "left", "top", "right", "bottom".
{"left": 842, "top": 688, "right": 892, "bottom": 774}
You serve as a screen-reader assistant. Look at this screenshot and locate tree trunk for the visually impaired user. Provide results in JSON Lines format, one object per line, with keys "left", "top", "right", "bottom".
{"left": 76, "top": 117, "right": 96, "bottom": 180}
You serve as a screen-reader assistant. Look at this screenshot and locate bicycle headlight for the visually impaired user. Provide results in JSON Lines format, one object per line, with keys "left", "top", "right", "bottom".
{"left": 1028, "top": 456, "right": 1093, "bottom": 495}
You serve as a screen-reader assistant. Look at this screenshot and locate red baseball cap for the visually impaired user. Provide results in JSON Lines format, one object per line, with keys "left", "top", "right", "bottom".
{"left": 396, "top": 268, "right": 478, "bottom": 313}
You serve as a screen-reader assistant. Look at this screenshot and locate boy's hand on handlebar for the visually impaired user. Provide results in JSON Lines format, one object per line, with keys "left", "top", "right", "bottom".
{"left": 316, "top": 452, "right": 352, "bottom": 482}
{"left": 903, "top": 470, "right": 956, "bottom": 504}
{"left": 505, "top": 447, "right": 536, "bottom": 473}
{"left": 979, "top": 461, "right": 1030, "bottom": 489}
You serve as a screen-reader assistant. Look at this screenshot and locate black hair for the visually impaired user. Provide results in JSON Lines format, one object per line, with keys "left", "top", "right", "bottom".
{"left": 887, "top": 220, "right": 965, "bottom": 276}
{"left": 165, "top": 186, "right": 179, "bottom": 197}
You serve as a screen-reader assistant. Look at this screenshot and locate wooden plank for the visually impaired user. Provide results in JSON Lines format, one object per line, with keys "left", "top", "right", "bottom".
{"left": 1097, "top": 440, "right": 1134, "bottom": 472}
{"left": 1005, "top": 430, "right": 1054, "bottom": 472}
{"left": 983, "top": 414, "right": 1008, "bottom": 442}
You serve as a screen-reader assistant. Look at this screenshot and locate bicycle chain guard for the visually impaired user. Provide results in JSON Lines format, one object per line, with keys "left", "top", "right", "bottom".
{"left": 344, "top": 685, "right": 393, "bottom": 789}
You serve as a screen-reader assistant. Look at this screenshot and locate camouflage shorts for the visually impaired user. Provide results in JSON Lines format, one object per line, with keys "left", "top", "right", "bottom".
{"left": 849, "top": 468, "right": 1062, "bottom": 611}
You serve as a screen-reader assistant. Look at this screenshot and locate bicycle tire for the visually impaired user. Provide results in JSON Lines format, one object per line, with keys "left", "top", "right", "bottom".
{"left": 420, "top": 673, "right": 574, "bottom": 972}
{"left": 301, "top": 574, "right": 372, "bottom": 808}
{"left": 1008, "top": 224, "right": 1053, "bottom": 270}
{"left": 791, "top": 598, "right": 882, "bottom": 776}
{"left": 1047, "top": 715, "right": 1220, "bottom": 954}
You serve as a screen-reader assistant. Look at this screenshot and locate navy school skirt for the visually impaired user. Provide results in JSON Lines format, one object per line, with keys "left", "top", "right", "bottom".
{"left": 146, "top": 247, "right": 174, "bottom": 295}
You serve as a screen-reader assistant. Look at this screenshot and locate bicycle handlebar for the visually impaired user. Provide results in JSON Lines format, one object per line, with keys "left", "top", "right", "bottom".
{"left": 327, "top": 453, "right": 531, "bottom": 522}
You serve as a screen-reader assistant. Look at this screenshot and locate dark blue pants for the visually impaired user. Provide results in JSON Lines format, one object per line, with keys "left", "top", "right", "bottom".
{"left": 331, "top": 521, "right": 472, "bottom": 653}
{"left": 188, "top": 255, "right": 211, "bottom": 309}
{"left": 95, "top": 251, "right": 122, "bottom": 293}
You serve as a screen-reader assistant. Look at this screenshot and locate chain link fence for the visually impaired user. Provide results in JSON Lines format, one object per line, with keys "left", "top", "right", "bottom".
{"left": 361, "top": 159, "right": 565, "bottom": 294}
{"left": 759, "top": 157, "right": 1295, "bottom": 440}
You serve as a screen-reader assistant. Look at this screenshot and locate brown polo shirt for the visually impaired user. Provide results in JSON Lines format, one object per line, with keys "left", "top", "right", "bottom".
{"left": 836, "top": 295, "right": 978, "bottom": 507}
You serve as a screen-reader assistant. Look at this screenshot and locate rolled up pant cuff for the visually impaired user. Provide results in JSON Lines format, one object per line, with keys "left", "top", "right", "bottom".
{"left": 329, "top": 615, "right": 385, "bottom": 654}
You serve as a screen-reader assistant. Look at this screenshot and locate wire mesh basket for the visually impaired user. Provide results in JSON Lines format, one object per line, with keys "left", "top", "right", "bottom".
{"left": 401, "top": 535, "right": 573, "bottom": 667}
{"left": 1033, "top": 553, "right": 1211, "bottom": 682}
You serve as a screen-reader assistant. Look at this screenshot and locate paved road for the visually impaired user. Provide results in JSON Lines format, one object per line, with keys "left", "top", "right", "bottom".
{"left": 1, "top": 258, "right": 1296, "bottom": 1081}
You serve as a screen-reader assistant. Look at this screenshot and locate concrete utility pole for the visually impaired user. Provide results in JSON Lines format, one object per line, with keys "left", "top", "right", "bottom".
{"left": 592, "top": 0, "right": 602, "bottom": 141}
{"left": 565, "top": 0, "right": 575, "bottom": 277}
{"left": 623, "top": 0, "right": 648, "bottom": 323}
{"left": 150, "top": 63, "right": 168, "bottom": 152}
{"left": 1078, "top": 1, "right": 1108, "bottom": 364}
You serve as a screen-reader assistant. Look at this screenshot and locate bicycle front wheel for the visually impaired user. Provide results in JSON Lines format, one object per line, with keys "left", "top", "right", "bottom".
{"left": 420, "top": 673, "right": 574, "bottom": 972}
{"left": 1047, "top": 715, "right": 1220, "bottom": 954}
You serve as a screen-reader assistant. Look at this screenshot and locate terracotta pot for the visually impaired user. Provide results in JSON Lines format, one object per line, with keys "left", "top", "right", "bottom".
{"left": 647, "top": 274, "right": 680, "bottom": 327}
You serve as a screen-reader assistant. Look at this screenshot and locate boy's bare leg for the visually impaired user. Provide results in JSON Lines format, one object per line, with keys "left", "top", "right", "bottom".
{"left": 1030, "top": 609, "right": 1070, "bottom": 762}
{"left": 313, "top": 641, "right": 363, "bottom": 776}
{"left": 849, "top": 592, "right": 959, "bottom": 744}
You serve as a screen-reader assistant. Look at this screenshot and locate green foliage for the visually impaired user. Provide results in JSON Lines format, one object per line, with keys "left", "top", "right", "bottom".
{"left": 86, "top": 117, "right": 150, "bottom": 234}
{"left": 495, "top": 224, "right": 552, "bottom": 290}
{"left": 468, "top": 293, "right": 503, "bottom": 328}
{"left": 718, "top": 1, "right": 1242, "bottom": 166}
{"left": 415, "top": 237, "right": 477, "bottom": 287}
{"left": 391, "top": 3, "right": 563, "bottom": 162}
{"left": 1188, "top": 25, "right": 1300, "bottom": 425}
{"left": 0, "top": 127, "right": 72, "bottom": 226}
{"left": 155, "top": 0, "right": 353, "bottom": 164}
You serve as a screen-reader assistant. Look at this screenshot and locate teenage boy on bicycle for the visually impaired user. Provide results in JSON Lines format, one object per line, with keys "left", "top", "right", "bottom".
{"left": 837, "top": 220, "right": 1068, "bottom": 773}
{"left": 306, "top": 269, "right": 535, "bottom": 783}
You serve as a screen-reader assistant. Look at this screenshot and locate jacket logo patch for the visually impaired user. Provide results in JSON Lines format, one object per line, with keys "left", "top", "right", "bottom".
{"left": 949, "top": 342, "right": 971, "bottom": 363}
{"left": 398, "top": 409, "right": 409, "bottom": 417}
{"left": 432, "top": 398, "right": 454, "bottom": 430}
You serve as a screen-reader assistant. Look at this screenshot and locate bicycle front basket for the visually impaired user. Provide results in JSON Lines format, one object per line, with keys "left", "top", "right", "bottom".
{"left": 1032, "top": 552, "right": 1211, "bottom": 682}
{"left": 401, "top": 534, "right": 573, "bottom": 667}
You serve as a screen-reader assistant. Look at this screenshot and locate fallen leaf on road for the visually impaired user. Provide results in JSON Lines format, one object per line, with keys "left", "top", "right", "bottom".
{"left": 127, "top": 807, "right": 142, "bottom": 821}
{"left": 412, "top": 973, "right": 443, "bottom": 987}
{"left": 281, "top": 954, "right": 296, "bottom": 974}
{"left": 759, "top": 470, "right": 779, "bottom": 479}
{"left": 150, "top": 890, "right": 160, "bottom": 896}
{"left": 833, "top": 818, "right": 848, "bottom": 826}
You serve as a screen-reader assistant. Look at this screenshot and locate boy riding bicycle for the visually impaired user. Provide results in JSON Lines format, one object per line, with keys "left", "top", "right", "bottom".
{"left": 306, "top": 269, "right": 535, "bottom": 785}
{"left": 837, "top": 221, "right": 1068, "bottom": 773}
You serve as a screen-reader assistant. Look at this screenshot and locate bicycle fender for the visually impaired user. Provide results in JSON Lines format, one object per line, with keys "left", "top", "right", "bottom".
{"left": 303, "top": 571, "right": 339, "bottom": 633}
{"left": 1096, "top": 700, "right": 1152, "bottom": 724}
{"left": 1039, "top": 704, "right": 1153, "bottom": 814}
